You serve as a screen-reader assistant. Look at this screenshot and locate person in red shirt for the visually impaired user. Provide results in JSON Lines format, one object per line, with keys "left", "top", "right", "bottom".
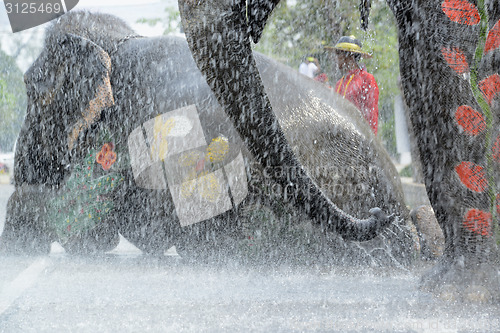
{"left": 332, "top": 36, "right": 379, "bottom": 135}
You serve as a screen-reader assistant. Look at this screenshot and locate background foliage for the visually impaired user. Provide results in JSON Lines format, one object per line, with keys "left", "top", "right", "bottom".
{"left": 0, "top": 49, "right": 26, "bottom": 152}
{"left": 0, "top": 28, "right": 42, "bottom": 153}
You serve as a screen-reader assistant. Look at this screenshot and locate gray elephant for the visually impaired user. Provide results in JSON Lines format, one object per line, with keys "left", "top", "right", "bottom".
{"left": 0, "top": 11, "right": 414, "bottom": 265}
{"left": 178, "top": 0, "right": 500, "bottom": 299}
{"left": 388, "top": 0, "right": 500, "bottom": 301}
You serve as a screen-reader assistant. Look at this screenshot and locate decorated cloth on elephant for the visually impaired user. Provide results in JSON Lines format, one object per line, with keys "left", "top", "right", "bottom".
{"left": 335, "top": 67, "right": 379, "bottom": 135}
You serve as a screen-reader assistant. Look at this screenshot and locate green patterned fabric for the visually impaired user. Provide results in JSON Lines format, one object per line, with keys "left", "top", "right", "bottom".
{"left": 47, "top": 147, "right": 123, "bottom": 243}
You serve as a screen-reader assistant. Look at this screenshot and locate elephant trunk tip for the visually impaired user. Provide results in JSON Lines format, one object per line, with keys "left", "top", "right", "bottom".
{"left": 338, "top": 207, "right": 395, "bottom": 242}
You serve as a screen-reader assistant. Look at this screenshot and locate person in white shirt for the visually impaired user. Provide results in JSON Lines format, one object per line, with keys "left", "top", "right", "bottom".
{"left": 299, "top": 56, "right": 319, "bottom": 78}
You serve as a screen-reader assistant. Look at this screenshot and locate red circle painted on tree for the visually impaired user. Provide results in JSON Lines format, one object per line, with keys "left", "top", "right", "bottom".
{"left": 455, "top": 105, "right": 486, "bottom": 135}
{"left": 455, "top": 161, "right": 488, "bottom": 192}
{"left": 442, "top": 0, "right": 481, "bottom": 26}
{"left": 462, "top": 208, "right": 492, "bottom": 236}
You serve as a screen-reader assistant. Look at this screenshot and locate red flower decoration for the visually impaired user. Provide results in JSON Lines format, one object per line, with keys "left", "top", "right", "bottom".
{"left": 455, "top": 105, "right": 486, "bottom": 135}
{"left": 442, "top": 0, "right": 480, "bottom": 26}
{"left": 462, "top": 209, "right": 492, "bottom": 236}
{"left": 455, "top": 161, "right": 488, "bottom": 193}
{"left": 96, "top": 143, "right": 117, "bottom": 171}
{"left": 485, "top": 19, "right": 500, "bottom": 54}
{"left": 479, "top": 74, "right": 500, "bottom": 105}
{"left": 441, "top": 47, "right": 469, "bottom": 75}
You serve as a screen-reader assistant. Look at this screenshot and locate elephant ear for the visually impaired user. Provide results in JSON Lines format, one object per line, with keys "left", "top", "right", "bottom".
{"left": 25, "top": 33, "right": 114, "bottom": 152}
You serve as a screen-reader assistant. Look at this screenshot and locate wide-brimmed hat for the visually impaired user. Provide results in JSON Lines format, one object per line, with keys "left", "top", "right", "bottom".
{"left": 326, "top": 35, "right": 372, "bottom": 58}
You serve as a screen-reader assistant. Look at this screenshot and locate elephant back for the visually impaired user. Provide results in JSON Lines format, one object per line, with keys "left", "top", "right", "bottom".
{"left": 255, "top": 53, "right": 407, "bottom": 220}
{"left": 44, "top": 10, "right": 139, "bottom": 56}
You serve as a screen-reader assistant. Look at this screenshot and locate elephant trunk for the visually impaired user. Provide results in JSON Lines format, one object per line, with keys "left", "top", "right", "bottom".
{"left": 178, "top": 0, "right": 393, "bottom": 242}
{"left": 360, "top": 0, "right": 372, "bottom": 30}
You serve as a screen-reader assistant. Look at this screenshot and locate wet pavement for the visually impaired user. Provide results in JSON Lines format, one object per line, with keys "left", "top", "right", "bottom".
{"left": 1, "top": 184, "right": 499, "bottom": 332}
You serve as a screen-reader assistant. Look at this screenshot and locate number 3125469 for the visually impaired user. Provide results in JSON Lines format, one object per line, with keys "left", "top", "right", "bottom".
{"left": 5, "top": 2, "right": 63, "bottom": 14}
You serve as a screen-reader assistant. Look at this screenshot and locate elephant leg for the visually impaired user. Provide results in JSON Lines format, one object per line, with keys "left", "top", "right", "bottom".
{"left": 117, "top": 187, "right": 180, "bottom": 256}
{"left": 389, "top": 0, "right": 500, "bottom": 301}
{"left": 0, "top": 103, "right": 54, "bottom": 255}
{"left": 60, "top": 218, "right": 120, "bottom": 255}
{"left": 417, "top": 190, "right": 500, "bottom": 302}
{"left": 410, "top": 205, "right": 444, "bottom": 260}
{"left": 0, "top": 185, "right": 52, "bottom": 255}
{"left": 420, "top": 252, "right": 500, "bottom": 302}
{"left": 175, "top": 209, "right": 242, "bottom": 264}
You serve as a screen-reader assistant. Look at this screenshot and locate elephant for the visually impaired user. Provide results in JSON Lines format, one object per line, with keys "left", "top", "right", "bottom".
{"left": 0, "top": 10, "right": 415, "bottom": 266}
{"left": 388, "top": 0, "right": 500, "bottom": 301}
{"left": 178, "top": 0, "right": 500, "bottom": 300}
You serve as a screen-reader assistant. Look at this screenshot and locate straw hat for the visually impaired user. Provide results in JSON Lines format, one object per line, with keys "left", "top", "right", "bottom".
{"left": 326, "top": 35, "right": 372, "bottom": 58}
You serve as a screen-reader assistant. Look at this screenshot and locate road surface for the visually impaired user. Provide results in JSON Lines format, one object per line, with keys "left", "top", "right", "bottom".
{"left": 1, "top": 184, "right": 499, "bottom": 332}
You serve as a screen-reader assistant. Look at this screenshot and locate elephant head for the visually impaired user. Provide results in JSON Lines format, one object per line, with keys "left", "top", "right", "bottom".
{"left": 19, "top": 33, "right": 113, "bottom": 185}
{"left": 16, "top": 11, "right": 138, "bottom": 186}
{"left": 178, "top": 0, "right": 394, "bottom": 242}
{"left": 2, "top": 13, "right": 138, "bottom": 254}
{"left": 4, "top": 33, "right": 116, "bottom": 253}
